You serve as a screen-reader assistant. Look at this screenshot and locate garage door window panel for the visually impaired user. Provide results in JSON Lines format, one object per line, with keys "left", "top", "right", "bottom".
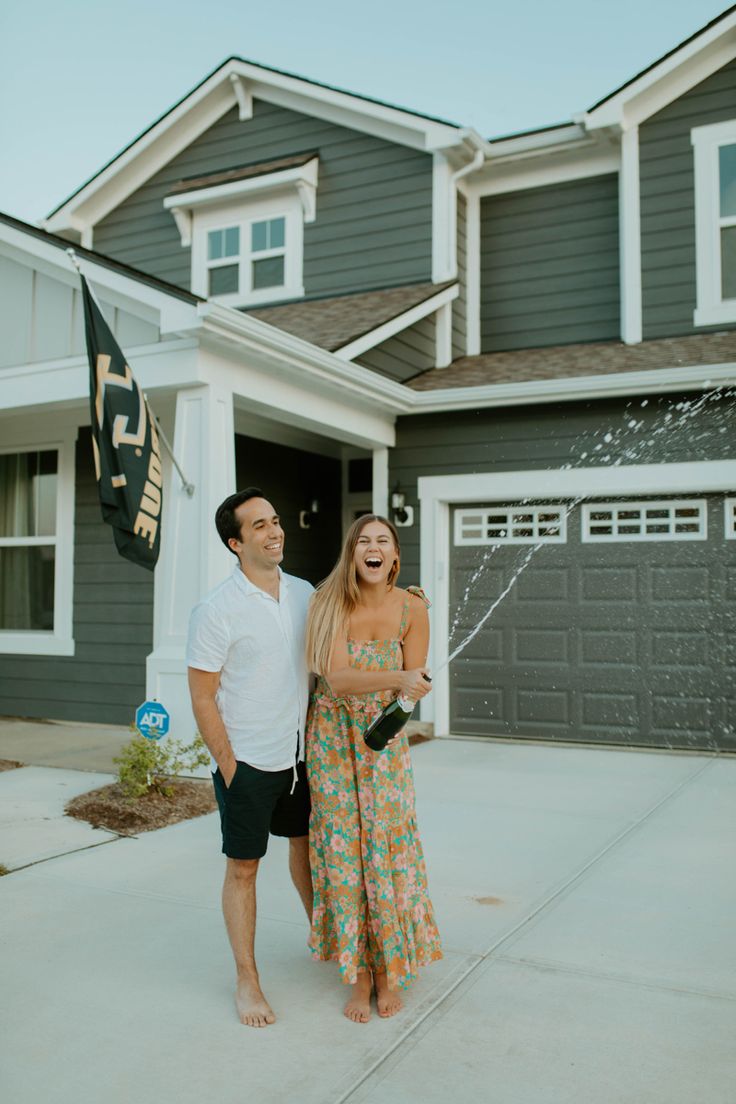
{"left": 455, "top": 505, "right": 567, "bottom": 545}
{"left": 582, "top": 500, "right": 707, "bottom": 541}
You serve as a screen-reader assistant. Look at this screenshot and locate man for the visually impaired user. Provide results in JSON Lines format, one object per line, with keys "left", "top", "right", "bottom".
{"left": 187, "top": 488, "right": 313, "bottom": 1028}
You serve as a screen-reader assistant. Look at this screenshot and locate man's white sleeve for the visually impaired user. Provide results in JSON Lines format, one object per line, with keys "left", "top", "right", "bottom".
{"left": 186, "top": 602, "right": 229, "bottom": 673}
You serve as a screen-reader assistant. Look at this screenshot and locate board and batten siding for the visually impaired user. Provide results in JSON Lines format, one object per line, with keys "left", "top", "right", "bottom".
{"left": 479, "top": 175, "right": 620, "bottom": 353}
{"left": 356, "top": 315, "right": 436, "bottom": 382}
{"left": 390, "top": 392, "right": 734, "bottom": 585}
{"left": 0, "top": 254, "right": 159, "bottom": 369}
{"left": 452, "top": 190, "right": 467, "bottom": 358}
{"left": 0, "top": 429, "right": 153, "bottom": 724}
{"left": 640, "top": 57, "right": 736, "bottom": 339}
{"left": 94, "top": 99, "right": 433, "bottom": 299}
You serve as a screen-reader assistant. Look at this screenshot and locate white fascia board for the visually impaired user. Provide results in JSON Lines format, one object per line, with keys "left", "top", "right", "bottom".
{"left": 470, "top": 147, "right": 620, "bottom": 198}
{"left": 228, "top": 60, "right": 465, "bottom": 152}
{"left": 335, "top": 284, "right": 458, "bottom": 360}
{"left": 44, "top": 61, "right": 467, "bottom": 235}
{"left": 163, "top": 157, "right": 319, "bottom": 223}
{"left": 0, "top": 340, "right": 201, "bottom": 414}
{"left": 403, "top": 362, "right": 736, "bottom": 414}
{"left": 582, "top": 15, "right": 736, "bottom": 130}
{"left": 197, "top": 302, "right": 408, "bottom": 416}
{"left": 418, "top": 460, "right": 736, "bottom": 505}
{"left": 44, "top": 76, "right": 238, "bottom": 233}
{"left": 198, "top": 347, "right": 395, "bottom": 449}
{"left": 0, "top": 221, "right": 200, "bottom": 335}
{"left": 484, "top": 124, "right": 588, "bottom": 161}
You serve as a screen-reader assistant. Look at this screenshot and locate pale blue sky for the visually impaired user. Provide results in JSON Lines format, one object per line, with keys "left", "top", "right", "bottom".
{"left": 0, "top": 0, "right": 730, "bottom": 225}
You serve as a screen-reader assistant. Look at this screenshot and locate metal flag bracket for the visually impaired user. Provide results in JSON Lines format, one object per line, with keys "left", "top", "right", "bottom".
{"left": 66, "top": 248, "right": 196, "bottom": 498}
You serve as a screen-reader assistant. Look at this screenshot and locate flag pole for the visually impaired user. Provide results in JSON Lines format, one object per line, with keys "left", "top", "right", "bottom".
{"left": 66, "top": 248, "right": 195, "bottom": 498}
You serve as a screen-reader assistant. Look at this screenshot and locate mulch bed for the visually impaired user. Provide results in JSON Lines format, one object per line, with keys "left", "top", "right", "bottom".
{"left": 65, "top": 779, "right": 217, "bottom": 836}
{"left": 0, "top": 759, "right": 23, "bottom": 772}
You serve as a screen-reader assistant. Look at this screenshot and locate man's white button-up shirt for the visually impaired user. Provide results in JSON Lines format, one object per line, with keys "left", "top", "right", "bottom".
{"left": 186, "top": 565, "right": 313, "bottom": 772}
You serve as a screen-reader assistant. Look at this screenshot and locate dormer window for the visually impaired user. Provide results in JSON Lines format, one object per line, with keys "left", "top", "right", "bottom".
{"left": 692, "top": 120, "right": 736, "bottom": 326}
{"left": 164, "top": 154, "right": 318, "bottom": 307}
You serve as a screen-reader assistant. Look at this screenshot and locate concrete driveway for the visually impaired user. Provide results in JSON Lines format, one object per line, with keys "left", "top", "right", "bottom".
{"left": 1, "top": 737, "right": 734, "bottom": 1104}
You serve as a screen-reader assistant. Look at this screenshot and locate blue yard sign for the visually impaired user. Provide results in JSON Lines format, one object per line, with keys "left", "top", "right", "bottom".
{"left": 135, "top": 700, "right": 170, "bottom": 741}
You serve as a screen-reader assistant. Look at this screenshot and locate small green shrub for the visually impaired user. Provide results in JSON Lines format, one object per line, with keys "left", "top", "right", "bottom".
{"left": 114, "top": 732, "right": 210, "bottom": 800}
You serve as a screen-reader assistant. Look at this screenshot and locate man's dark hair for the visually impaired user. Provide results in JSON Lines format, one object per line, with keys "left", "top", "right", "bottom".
{"left": 215, "top": 487, "right": 265, "bottom": 554}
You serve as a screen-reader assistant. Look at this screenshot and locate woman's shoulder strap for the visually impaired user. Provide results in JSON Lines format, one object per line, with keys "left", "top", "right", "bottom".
{"left": 399, "top": 585, "right": 431, "bottom": 637}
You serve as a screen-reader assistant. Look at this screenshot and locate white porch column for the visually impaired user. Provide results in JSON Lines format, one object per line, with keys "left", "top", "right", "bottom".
{"left": 147, "top": 383, "right": 235, "bottom": 741}
{"left": 372, "top": 447, "right": 389, "bottom": 517}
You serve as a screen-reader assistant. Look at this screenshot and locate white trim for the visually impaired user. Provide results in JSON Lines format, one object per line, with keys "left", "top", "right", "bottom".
{"left": 465, "top": 189, "right": 481, "bottom": 355}
{"left": 335, "top": 284, "right": 457, "bottom": 360}
{"left": 372, "top": 447, "right": 389, "bottom": 516}
{"left": 725, "top": 497, "right": 736, "bottom": 539}
{"left": 163, "top": 157, "right": 318, "bottom": 225}
{"left": 44, "top": 58, "right": 468, "bottom": 235}
{"left": 582, "top": 11, "right": 736, "bottom": 130}
{"left": 581, "top": 499, "right": 708, "bottom": 542}
{"left": 417, "top": 459, "right": 736, "bottom": 735}
{"left": 0, "top": 220, "right": 199, "bottom": 336}
{"left": 435, "top": 301, "right": 452, "bottom": 368}
{"left": 454, "top": 504, "right": 567, "bottom": 545}
{"left": 229, "top": 73, "right": 253, "bottom": 121}
{"left": 432, "top": 154, "right": 453, "bottom": 282}
{"left": 190, "top": 198, "right": 304, "bottom": 307}
{"left": 0, "top": 428, "right": 76, "bottom": 657}
{"left": 472, "top": 147, "right": 620, "bottom": 197}
{"left": 692, "top": 118, "right": 736, "bottom": 327}
{"left": 403, "top": 362, "right": 736, "bottom": 413}
{"left": 619, "top": 127, "right": 642, "bottom": 344}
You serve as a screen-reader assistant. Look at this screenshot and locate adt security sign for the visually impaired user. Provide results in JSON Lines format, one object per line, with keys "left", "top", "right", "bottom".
{"left": 135, "top": 700, "right": 170, "bottom": 741}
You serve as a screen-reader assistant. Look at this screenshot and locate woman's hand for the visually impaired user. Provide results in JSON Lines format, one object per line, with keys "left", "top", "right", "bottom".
{"left": 399, "top": 668, "right": 432, "bottom": 702}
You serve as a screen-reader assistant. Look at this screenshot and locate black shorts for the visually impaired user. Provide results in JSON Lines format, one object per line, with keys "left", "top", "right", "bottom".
{"left": 212, "top": 759, "right": 310, "bottom": 860}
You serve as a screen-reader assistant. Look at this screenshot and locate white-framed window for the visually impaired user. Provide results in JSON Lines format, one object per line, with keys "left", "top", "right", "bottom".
{"left": 454, "top": 505, "right": 567, "bottom": 545}
{"left": 692, "top": 119, "right": 736, "bottom": 327}
{"left": 164, "top": 157, "right": 317, "bottom": 308}
{"left": 725, "top": 497, "right": 736, "bottom": 540}
{"left": 202, "top": 212, "right": 290, "bottom": 301}
{"left": 582, "top": 500, "right": 707, "bottom": 542}
{"left": 0, "top": 436, "right": 75, "bottom": 656}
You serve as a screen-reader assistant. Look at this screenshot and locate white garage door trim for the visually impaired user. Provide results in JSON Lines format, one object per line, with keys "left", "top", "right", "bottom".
{"left": 417, "top": 460, "right": 736, "bottom": 736}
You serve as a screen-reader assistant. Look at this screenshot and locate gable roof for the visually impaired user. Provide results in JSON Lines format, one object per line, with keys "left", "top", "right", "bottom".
{"left": 247, "top": 281, "right": 455, "bottom": 354}
{"left": 44, "top": 57, "right": 477, "bottom": 238}
{"left": 405, "top": 333, "right": 736, "bottom": 390}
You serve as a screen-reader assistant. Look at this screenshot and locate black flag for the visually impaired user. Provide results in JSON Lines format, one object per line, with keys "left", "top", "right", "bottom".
{"left": 81, "top": 276, "right": 163, "bottom": 571}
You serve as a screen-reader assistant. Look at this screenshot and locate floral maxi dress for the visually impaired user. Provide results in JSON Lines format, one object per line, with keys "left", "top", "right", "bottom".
{"left": 306, "top": 587, "right": 442, "bottom": 989}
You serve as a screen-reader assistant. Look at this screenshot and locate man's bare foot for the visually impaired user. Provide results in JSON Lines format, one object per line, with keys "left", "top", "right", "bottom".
{"left": 374, "top": 970, "right": 403, "bottom": 1018}
{"left": 344, "top": 971, "right": 372, "bottom": 1023}
{"left": 236, "top": 973, "right": 276, "bottom": 1027}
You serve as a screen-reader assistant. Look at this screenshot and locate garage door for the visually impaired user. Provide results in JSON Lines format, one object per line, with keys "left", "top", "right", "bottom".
{"left": 449, "top": 496, "right": 736, "bottom": 751}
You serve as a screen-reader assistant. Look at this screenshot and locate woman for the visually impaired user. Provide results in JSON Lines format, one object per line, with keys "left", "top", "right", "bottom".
{"left": 305, "top": 515, "right": 442, "bottom": 1023}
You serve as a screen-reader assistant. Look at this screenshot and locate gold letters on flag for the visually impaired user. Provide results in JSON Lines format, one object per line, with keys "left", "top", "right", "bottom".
{"left": 81, "top": 276, "right": 163, "bottom": 570}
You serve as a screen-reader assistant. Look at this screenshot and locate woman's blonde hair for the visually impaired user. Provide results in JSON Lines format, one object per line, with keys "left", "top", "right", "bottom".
{"left": 306, "top": 514, "right": 401, "bottom": 676}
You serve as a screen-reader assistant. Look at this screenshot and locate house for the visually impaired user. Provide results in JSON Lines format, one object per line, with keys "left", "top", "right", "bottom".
{"left": 1, "top": 8, "right": 735, "bottom": 750}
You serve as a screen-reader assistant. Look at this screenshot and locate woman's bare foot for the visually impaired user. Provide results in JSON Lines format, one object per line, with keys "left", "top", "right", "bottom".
{"left": 344, "top": 971, "right": 372, "bottom": 1023}
{"left": 236, "top": 972, "right": 276, "bottom": 1027}
{"left": 374, "top": 970, "right": 403, "bottom": 1018}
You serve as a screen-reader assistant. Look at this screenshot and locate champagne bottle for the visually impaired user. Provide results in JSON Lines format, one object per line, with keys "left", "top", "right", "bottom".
{"left": 363, "top": 675, "right": 431, "bottom": 751}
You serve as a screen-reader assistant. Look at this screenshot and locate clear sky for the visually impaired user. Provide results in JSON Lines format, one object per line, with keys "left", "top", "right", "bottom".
{"left": 0, "top": 0, "right": 730, "bottom": 225}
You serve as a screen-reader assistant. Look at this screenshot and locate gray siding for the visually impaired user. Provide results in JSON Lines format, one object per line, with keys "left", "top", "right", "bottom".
{"left": 452, "top": 190, "right": 467, "bottom": 358}
{"left": 356, "top": 315, "right": 436, "bottom": 382}
{"left": 0, "top": 254, "right": 159, "bottom": 368}
{"left": 640, "top": 57, "right": 736, "bottom": 339}
{"left": 390, "top": 392, "right": 734, "bottom": 585}
{"left": 0, "top": 429, "right": 153, "bottom": 724}
{"left": 480, "top": 175, "right": 620, "bottom": 352}
{"left": 94, "top": 99, "right": 433, "bottom": 299}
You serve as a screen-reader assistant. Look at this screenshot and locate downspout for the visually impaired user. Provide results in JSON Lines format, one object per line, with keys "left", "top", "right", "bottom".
{"left": 447, "top": 140, "right": 485, "bottom": 278}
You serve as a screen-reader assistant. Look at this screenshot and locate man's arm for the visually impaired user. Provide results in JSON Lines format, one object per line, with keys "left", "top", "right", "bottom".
{"left": 187, "top": 667, "right": 237, "bottom": 785}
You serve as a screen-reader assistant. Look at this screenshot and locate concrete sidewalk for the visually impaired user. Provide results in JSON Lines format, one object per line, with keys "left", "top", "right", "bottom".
{"left": 1, "top": 738, "right": 734, "bottom": 1104}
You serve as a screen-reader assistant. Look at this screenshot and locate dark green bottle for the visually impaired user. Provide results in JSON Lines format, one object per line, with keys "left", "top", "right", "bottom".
{"left": 363, "top": 676, "right": 431, "bottom": 751}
